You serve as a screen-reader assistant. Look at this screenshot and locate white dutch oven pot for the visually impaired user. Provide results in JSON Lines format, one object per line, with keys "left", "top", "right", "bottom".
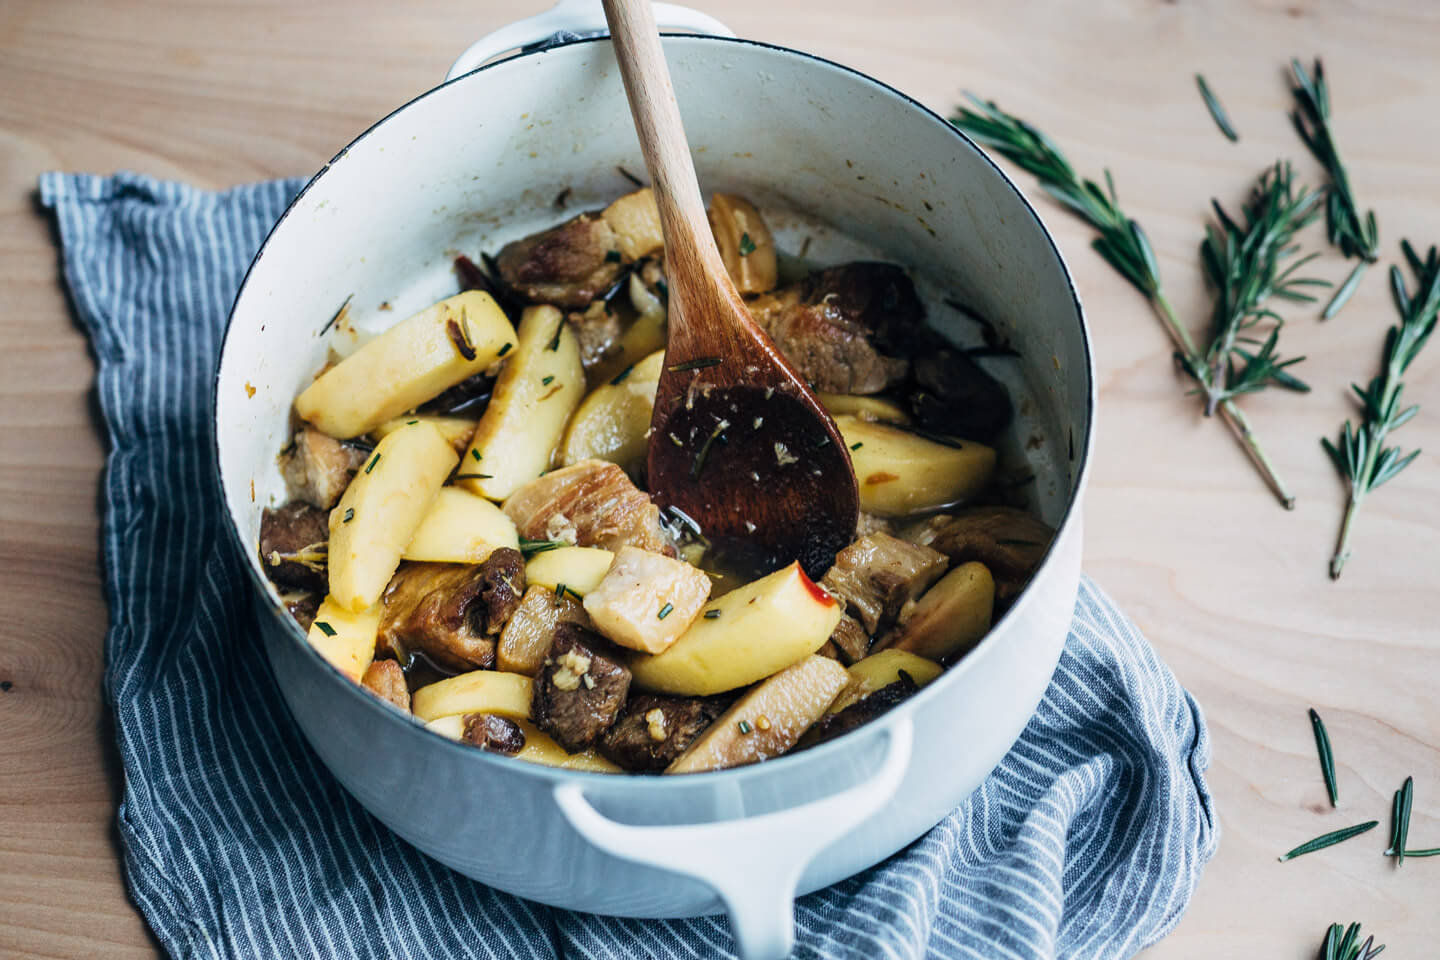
{"left": 214, "top": 3, "right": 1094, "bottom": 957}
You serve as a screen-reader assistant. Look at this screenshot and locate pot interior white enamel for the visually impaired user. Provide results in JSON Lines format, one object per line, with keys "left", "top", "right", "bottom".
{"left": 215, "top": 32, "right": 1091, "bottom": 960}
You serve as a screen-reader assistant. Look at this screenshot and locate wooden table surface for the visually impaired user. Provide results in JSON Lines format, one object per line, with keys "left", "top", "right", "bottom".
{"left": 2, "top": 0, "right": 1437, "bottom": 956}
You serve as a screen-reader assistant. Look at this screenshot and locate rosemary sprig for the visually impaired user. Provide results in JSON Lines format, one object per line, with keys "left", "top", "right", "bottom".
{"left": 1195, "top": 74, "right": 1239, "bottom": 142}
{"left": 1309, "top": 708, "right": 1338, "bottom": 807}
{"left": 1321, "top": 923, "right": 1385, "bottom": 960}
{"left": 1195, "top": 161, "right": 1324, "bottom": 418}
{"left": 949, "top": 93, "right": 1311, "bottom": 508}
{"left": 1323, "top": 242, "right": 1439, "bottom": 578}
{"left": 1289, "top": 58, "right": 1379, "bottom": 319}
{"left": 1383, "top": 776, "right": 1414, "bottom": 866}
{"left": 1277, "top": 820, "right": 1378, "bottom": 862}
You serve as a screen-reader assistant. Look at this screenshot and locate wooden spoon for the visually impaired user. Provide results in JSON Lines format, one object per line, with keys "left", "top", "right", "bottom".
{"left": 602, "top": 0, "right": 859, "bottom": 579}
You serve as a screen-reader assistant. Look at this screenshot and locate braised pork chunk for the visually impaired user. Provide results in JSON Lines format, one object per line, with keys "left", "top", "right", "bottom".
{"left": 503, "top": 459, "right": 675, "bottom": 556}
{"left": 378, "top": 549, "right": 525, "bottom": 673}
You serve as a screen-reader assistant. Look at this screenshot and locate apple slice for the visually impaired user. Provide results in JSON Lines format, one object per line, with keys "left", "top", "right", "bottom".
{"left": 411, "top": 670, "right": 534, "bottom": 723}
{"left": 306, "top": 596, "right": 381, "bottom": 682}
{"left": 629, "top": 562, "right": 842, "bottom": 696}
{"left": 666, "top": 655, "right": 850, "bottom": 774}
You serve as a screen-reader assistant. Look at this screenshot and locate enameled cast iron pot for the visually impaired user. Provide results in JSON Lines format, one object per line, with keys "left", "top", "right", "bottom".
{"left": 214, "top": 3, "right": 1094, "bottom": 957}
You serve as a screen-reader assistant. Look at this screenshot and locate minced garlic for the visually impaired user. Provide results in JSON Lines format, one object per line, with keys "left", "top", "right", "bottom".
{"left": 551, "top": 649, "right": 592, "bottom": 691}
{"left": 645, "top": 708, "right": 667, "bottom": 741}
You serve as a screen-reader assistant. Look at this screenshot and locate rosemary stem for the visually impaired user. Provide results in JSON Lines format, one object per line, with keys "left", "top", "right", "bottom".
{"left": 1150, "top": 292, "right": 1202, "bottom": 359}
{"left": 1150, "top": 293, "right": 1296, "bottom": 509}
{"left": 1220, "top": 400, "right": 1297, "bottom": 510}
{"left": 1330, "top": 487, "right": 1363, "bottom": 579}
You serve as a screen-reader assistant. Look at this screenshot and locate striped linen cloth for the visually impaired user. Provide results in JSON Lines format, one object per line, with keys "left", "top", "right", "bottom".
{"left": 40, "top": 170, "right": 1217, "bottom": 960}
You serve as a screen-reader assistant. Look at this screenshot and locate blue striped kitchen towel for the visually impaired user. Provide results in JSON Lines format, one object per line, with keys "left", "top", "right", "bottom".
{"left": 40, "top": 170, "right": 1216, "bottom": 960}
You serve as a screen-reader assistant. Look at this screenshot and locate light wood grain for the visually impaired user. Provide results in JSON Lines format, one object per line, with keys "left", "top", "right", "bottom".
{"left": 1, "top": 1, "right": 1436, "bottom": 957}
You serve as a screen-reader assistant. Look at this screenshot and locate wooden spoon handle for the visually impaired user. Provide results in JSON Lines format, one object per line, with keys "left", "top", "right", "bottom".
{"left": 601, "top": 0, "right": 732, "bottom": 305}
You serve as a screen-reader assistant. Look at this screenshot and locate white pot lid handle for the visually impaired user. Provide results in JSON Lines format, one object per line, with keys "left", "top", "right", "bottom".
{"left": 554, "top": 715, "right": 915, "bottom": 960}
{"left": 446, "top": 0, "right": 735, "bottom": 81}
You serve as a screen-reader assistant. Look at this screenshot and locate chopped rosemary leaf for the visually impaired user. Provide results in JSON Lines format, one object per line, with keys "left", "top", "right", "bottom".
{"left": 737, "top": 720, "right": 752, "bottom": 734}
{"left": 313, "top": 621, "right": 337, "bottom": 637}
{"left": 605, "top": 250, "right": 622, "bottom": 263}
{"left": 364, "top": 453, "right": 381, "bottom": 474}
{"left": 319, "top": 294, "right": 353, "bottom": 336}
{"left": 1400, "top": 848, "right": 1440, "bottom": 857}
{"left": 815, "top": 433, "right": 831, "bottom": 448}
{"left": 850, "top": 442, "right": 864, "bottom": 450}
{"left": 690, "top": 420, "right": 729, "bottom": 480}
{"left": 497, "top": 341, "right": 513, "bottom": 357}
{"left": 668, "top": 356, "right": 722, "bottom": 373}
{"left": 555, "top": 583, "right": 567, "bottom": 599}
{"left": 548, "top": 322, "right": 563, "bottom": 351}
{"left": 610, "top": 364, "right": 635, "bottom": 385}
{"left": 342, "top": 508, "right": 355, "bottom": 523}
{"left": 657, "top": 602, "right": 673, "bottom": 620}
{"left": 471, "top": 449, "right": 482, "bottom": 462}
{"left": 407, "top": 419, "right": 419, "bottom": 425}
{"left": 518, "top": 538, "right": 566, "bottom": 557}
{"left": 1278, "top": 820, "right": 1378, "bottom": 862}
{"left": 739, "top": 232, "right": 757, "bottom": 256}
{"left": 541, "top": 375, "right": 555, "bottom": 386}
{"left": 1309, "top": 708, "right": 1339, "bottom": 807}
{"left": 703, "top": 609, "right": 721, "bottom": 619}
{"left": 454, "top": 473, "right": 492, "bottom": 480}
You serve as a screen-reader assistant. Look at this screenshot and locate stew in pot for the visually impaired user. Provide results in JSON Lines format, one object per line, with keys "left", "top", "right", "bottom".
{"left": 258, "top": 187, "right": 1053, "bottom": 775}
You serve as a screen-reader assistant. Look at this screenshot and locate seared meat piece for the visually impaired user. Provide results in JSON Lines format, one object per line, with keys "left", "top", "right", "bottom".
{"left": 378, "top": 549, "right": 526, "bottom": 672}
{"left": 826, "top": 613, "right": 871, "bottom": 665}
{"left": 361, "top": 659, "right": 411, "bottom": 712}
{"left": 495, "top": 212, "right": 625, "bottom": 309}
{"left": 503, "top": 459, "right": 676, "bottom": 557}
{"left": 461, "top": 713, "right": 526, "bottom": 756}
{"left": 747, "top": 262, "right": 916, "bottom": 394}
{"left": 479, "top": 547, "right": 526, "bottom": 632}
{"left": 281, "top": 590, "right": 321, "bottom": 630}
{"left": 531, "top": 623, "right": 631, "bottom": 752}
{"left": 567, "top": 300, "right": 623, "bottom": 370}
{"left": 899, "top": 507, "right": 1053, "bottom": 603}
{"left": 821, "top": 533, "right": 948, "bottom": 635}
{"left": 901, "top": 346, "right": 1013, "bottom": 442}
{"left": 259, "top": 501, "right": 329, "bottom": 593}
{"left": 600, "top": 693, "right": 728, "bottom": 773}
{"left": 798, "top": 674, "right": 919, "bottom": 749}
{"left": 279, "top": 427, "right": 368, "bottom": 509}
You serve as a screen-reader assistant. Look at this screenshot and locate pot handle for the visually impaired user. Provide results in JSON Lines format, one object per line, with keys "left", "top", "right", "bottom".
{"left": 554, "top": 714, "right": 914, "bottom": 960}
{"left": 446, "top": 0, "right": 735, "bottom": 81}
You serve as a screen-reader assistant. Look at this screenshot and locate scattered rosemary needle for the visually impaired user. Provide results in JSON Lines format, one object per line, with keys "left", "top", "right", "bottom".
{"left": 1289, "top": 58, "right": 1380, "bottom": 319}
{"left": 1195, "top": 74, "right": 1239, "bottom": 142}
{"left": 1323, "top": 242, "right": 1439, "bottom": 578}
{"left": 1383, "top": 776, "right": 1414, "bottom": 865}
{"left": 1277, "top": 820, "right": 1377, "bottom": 862}
{"left": 1320, "top": 922, "right": 1385, "bottom": 960}
{"left": 1309, "top": 708, "right": 1338, "bottom": 806}
{"left": 948, "top": 97, "right": 1308, "bottom": 508}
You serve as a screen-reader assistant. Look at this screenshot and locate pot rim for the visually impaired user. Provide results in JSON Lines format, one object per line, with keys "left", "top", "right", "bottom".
{"left": 213, "top": 31, "right": 1094, "bottom": 790}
